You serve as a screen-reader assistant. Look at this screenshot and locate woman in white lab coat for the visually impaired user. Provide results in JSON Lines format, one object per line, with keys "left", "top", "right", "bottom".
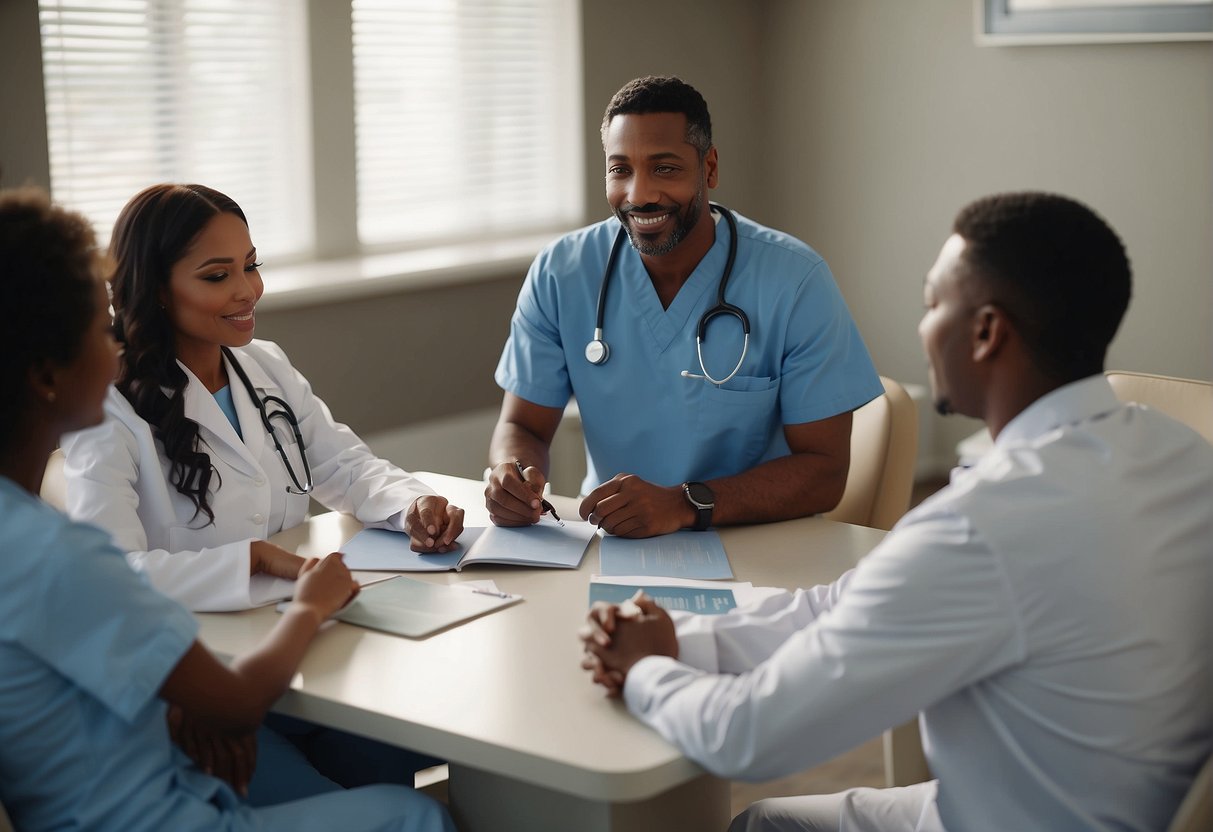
{"left": 62, "top": 182, "right": 454, "bottom": 801}
{"left": 63, "top": 183, "right": 464, "bottom": 613}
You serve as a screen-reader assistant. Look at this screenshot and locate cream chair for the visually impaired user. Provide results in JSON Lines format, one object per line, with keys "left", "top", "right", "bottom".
{"left": 821, "top": 376, "right": 927, "bottom": 786}
{"left": 1111, "top": 371, "right": 1213, "bottom": 831}
{"left": 882, "top": 369, "right": 1213, "bottom": 790}
{"left": 1106, "top": 370, "right": 1212, "bottom": 444}
{"left": 824, "top": 376, "right": 918, "bottom": 532}
{"left": 40, "top": 447, "right": 67, "bottom": 511}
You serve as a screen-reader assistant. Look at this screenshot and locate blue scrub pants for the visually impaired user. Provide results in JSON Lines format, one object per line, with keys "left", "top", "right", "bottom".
{"left": 248, "top": 717, "right": 444, "bottom": 806}
{"left": 251, "top": 783, "right": 454, "bottom": 832}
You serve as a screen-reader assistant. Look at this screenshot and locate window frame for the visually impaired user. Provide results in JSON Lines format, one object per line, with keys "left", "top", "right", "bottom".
{"left": 976, "top": 0, "right": 1213, "bottom": 44}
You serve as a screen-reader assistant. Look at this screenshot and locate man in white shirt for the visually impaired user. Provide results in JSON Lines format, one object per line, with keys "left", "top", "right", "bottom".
{"left": 579, "top": 192, "right": 1213, "bottom": 832}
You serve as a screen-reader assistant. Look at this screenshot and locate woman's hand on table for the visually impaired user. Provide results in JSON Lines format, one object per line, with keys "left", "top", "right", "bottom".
{"left": 406, "top": 495, "right": 465, "bottom": 553}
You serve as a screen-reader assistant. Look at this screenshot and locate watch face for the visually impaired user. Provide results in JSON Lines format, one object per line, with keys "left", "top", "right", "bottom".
{"left": 685, "top": 481, "right": 715, "bottom": 508}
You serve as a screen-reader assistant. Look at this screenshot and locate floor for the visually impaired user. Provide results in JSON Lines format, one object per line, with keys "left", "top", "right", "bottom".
{"left": 728, "top": 476, "right": 948, "bottom": 818}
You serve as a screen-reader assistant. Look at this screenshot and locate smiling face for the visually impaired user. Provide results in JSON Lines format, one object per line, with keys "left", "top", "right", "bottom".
{"left": 162, "top": 211, "right": 262, "bottom": 376}
{"left": 919, "top": 234, "right": 983, "bottom": 418}
{"left": 604, "top": 112, "right": 717, "bottom": 258}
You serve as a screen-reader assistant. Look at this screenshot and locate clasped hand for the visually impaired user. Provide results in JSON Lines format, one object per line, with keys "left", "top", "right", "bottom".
{"left": 578, "top": 594, "right": 678, "bottom": 698}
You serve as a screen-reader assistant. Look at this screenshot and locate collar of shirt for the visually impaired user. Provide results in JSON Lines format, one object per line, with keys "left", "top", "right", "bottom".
{"left": 995, "top": 374, "right": 1122, "bottom": 450}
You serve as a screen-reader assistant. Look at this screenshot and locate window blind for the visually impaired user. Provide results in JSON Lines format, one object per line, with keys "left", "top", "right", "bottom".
{"left": 38, "top": 0, "right": 312, "bottom": 256}
{"left": 351, "top": 0, "right": 582, "bottom": 247}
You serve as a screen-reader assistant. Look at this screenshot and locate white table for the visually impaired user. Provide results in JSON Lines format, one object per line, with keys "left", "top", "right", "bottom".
{"left": 196, "top": 474, "right": 887, "bottom": 832}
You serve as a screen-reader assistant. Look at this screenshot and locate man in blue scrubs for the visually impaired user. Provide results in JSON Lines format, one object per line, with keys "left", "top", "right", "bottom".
{"left": 488, "top": 76, "right": 882, "bottom": 537}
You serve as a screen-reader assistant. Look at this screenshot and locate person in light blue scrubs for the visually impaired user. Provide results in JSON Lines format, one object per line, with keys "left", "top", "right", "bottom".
{"left": 488, "top": 76, "right": 882, "bottom": 539}
{"left": 0, "top": 188, "right": 453, "bottom": 832}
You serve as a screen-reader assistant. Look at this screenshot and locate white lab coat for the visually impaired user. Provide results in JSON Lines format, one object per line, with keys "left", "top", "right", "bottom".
{"left": 62, "top": 340, "right": 435, "bottom": 612}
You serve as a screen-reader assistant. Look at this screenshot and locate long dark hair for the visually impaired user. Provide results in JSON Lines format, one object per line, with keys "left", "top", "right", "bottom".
{"left": 109, "top": 183, "right": 249, "bottom": 523}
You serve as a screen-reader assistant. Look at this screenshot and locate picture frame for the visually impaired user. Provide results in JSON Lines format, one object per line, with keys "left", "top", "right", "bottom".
{"left": 976, "top": 0, "right": 1213, "bottom": 45}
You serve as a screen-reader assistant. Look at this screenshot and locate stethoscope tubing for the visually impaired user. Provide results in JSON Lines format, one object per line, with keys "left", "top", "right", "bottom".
{"left": 587, "top": 202, "right": 750, "bottom": 386}
{"left": 221, "top": 346, "right": 314, "bottom": 495}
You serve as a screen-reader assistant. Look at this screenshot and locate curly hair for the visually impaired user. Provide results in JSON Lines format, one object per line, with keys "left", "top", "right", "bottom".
{"left": 109, "top": 183, "right": 248, "bottom": 523}
{"left": 600, "top": 75, "right": 712, "bottom": 158}
{"left": 953, "top": 192, "right": 1131, "bottom": 383}
{"left": 0, "top": 188, "right": 102, "bottom": 448}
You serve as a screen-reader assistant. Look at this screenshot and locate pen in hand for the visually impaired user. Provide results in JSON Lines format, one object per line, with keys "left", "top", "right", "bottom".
{"left": 513, "top": 460, "right": 565, "bottom": 526}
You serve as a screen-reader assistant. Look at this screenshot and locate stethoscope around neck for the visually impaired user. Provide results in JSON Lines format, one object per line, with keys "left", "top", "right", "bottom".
{"left": 584, "top": 202, "right": 750, "bottom": 386}
{"left": 221, "top": 346, "right": 314, "bottom": 495}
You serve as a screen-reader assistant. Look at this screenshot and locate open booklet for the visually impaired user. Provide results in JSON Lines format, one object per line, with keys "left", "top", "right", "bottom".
{"left": 340, "top": 520, "right": 597, "bottom": 572}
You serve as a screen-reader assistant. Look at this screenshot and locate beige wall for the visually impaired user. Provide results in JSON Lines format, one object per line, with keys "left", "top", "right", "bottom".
{"left": 759, "top": 0, "right": 1213, "bottom": 453}
{"left": 0, "top": 1, "right": 50, "bottom": 190}
{"left": 580, "top": 0, "right": 766, "bottom": 220}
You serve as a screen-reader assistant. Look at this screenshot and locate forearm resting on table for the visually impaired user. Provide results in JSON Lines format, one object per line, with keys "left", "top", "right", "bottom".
{"left": 710, "top": 449, "right": 848, "bottom": 526}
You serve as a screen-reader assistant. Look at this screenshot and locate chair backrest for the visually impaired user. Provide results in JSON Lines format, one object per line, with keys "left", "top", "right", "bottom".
{"left": 1106, "top": 370, "right": 1213, "bottom": 445}
{"left": 1167, "top": 752, "right": 1212, "bottom": 832}
{"left": 825, "top": 376, "right": 918, "bottom": 531}
{"left": 0, "top": 798, "right": 13, "bottom": 832}
{"left": 40, "top": 447, "right": 68, "bottom": 512}
{"left": 1085, "top": 369, "right": 1211, "bottom": 832}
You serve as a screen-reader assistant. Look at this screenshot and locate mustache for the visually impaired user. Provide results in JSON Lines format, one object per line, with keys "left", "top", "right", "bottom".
{"left": 619, "top": 203, "right": 674, "bottom": 215}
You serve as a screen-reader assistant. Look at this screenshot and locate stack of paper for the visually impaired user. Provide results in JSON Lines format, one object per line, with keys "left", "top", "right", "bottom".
{"left": 592, "top": 531, "right": 780, "bottom": 615}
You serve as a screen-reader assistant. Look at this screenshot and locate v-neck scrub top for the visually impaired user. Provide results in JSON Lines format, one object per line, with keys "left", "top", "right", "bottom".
{"left": 495, "top": 211, "right": 883, "bottom": 495}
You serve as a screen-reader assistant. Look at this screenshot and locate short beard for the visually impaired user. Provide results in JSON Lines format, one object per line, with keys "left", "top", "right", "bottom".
{"left": 620, "top": 181, "right": 705, "bottom": 257}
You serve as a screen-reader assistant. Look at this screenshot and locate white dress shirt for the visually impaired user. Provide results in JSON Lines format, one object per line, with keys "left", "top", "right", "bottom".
{"left": 624, "top": 375, "right": 1212, "bottom": 832}
{"left": 62, "top": 340, "right": 434, "bottom": 612}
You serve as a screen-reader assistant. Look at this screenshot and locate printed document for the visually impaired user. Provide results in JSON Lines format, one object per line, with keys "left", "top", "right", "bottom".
{"left": 598, "top": 530, "right": 733, "bottom": 579}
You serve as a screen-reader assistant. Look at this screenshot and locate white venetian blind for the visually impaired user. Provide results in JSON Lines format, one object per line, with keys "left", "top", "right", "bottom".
{"left": 38, "top": 0, "right": 312, "bottom": 257}
{"left": 351, "top": 0, "right": 582, "bottom": 247}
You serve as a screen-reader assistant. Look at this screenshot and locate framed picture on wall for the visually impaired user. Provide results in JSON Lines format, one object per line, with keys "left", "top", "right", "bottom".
{"left": 977, "top": 0, "right": 1213, "bottom": 44}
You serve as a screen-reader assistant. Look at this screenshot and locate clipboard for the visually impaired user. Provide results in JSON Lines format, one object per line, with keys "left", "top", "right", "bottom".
{"left": 331, "top": 576, "right": 522, "bottom": 638}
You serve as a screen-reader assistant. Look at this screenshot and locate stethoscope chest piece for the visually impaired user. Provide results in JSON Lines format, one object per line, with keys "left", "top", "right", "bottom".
{"left": 585, "top": 336, "right": 609, "bottom": 365}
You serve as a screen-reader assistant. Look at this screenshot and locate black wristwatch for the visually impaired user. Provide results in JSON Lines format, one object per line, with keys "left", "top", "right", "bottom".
{"left": 682, "top": 481, "right": 715, "bottom": 531}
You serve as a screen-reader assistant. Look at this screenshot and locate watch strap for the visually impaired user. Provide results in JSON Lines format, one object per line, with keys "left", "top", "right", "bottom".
{"left": 683, "top": 482, "right": 714, "bottom": 531}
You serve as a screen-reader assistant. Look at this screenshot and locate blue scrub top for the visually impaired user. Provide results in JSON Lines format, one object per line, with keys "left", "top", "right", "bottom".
{"left": 0, "top": 478, "right": 250, "bottom": 831}
{"left": 495, "top": 210, "right": 883, "bottom": 494}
